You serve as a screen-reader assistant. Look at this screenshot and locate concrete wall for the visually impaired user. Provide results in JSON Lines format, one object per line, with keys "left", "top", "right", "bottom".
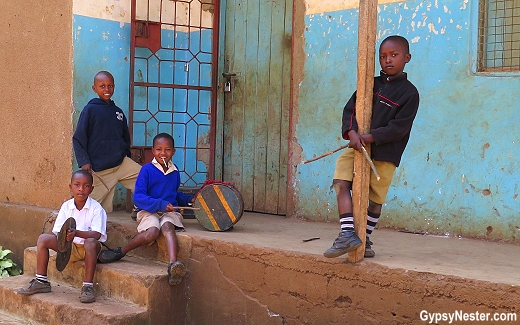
{"left": 1, "top": 1, "right": 73, "bottom": 208}
{"left": 292, "top": 0, "right": 520, "bottom": 242}
{"left": 0, "top": 1, "right": 73, "bottom": 265}
{"left": 185, "top": 235, "right": 520, "bottom": 324}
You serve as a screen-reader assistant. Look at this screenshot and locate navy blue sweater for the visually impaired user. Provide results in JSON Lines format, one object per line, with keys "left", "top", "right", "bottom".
{"left": 342, "top": 72, "right": 419, "bottom": 167}
{"left": 73, "top": 98, "right": 131, "bottom": 172}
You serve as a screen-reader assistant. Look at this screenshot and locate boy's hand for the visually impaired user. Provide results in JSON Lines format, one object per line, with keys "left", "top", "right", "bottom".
{"left": 347, "top": 130, "right": 365, "bottom": 152}
{"left": 66, "top": 229, "right": 76, "bottom": 242}
{"left": 81, "top": 163, "right": 92, "bottom": 173}
{"left": 165, "top": 203, "right": 175, "bottom": 212}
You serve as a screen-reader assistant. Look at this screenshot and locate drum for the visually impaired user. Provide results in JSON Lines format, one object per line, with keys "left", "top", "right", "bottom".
{"left": 193, "top": 183, "right": 244, "bottom": 231}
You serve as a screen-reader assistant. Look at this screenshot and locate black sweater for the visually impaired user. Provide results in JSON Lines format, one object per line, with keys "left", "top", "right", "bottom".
{"left": 73, "top": 98, "right": 132, "bottom": 172}
{"left": 341, "top": 72, "right": 419, "bottom": 167}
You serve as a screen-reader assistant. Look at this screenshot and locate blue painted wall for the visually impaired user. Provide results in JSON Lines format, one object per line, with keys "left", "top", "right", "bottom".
{"left": 296, "top": 1, "right": 520, "bottom": 241}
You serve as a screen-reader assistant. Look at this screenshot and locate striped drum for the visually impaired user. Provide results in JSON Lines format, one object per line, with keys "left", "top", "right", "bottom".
{"left": 193, "top": 183, "right": 244, "bottom": 231}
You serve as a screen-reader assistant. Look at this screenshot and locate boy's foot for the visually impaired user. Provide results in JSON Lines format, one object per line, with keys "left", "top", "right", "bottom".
{"left": 97, "top": 247, "right": 125, "bottom": 264}
{"left": 16, "top": 279, "right": 51, "bottom": 295}
{"left": 80, "top": 285, "right": 96, "bottom": 303}
{"left": 365, "top": 237, "right": 375, "bottom": 258}
{"left": 323, "top": 230, "right": 362, "bottom": 258}
{"left": 168, "top": 261, "right": 187, "bottom": 286}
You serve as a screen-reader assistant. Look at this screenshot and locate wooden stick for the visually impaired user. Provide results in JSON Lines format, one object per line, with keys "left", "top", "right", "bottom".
{"left": 172, "top": 206, "right": 200, "bottom": 211}
{"left": 361, "top": 146, "right": 381, "bottom": 181}
{"left": 91, "top": 170, "right": 110, "bottom": 191}
{"left": 348, "top": 0, "right": 378, "bottom": 263}
{"left": 301, "top": 144, "right": 349, "bottom": 164}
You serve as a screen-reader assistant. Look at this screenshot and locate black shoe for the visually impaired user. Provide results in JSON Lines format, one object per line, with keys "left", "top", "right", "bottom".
{"left": 323, "top": 230, "right": 362, "bottom": 258}
{"left": 98, "top": 247, "right": 125, "bottom": 264}
{"left": 131, "top": 205, "right": 138, "bottom": 221}
{"left": 365, "top": 237, "right": 375, "bottom": 258}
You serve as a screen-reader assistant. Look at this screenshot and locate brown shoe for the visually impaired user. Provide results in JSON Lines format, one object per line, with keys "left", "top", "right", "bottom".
{"left": 80, "top": 285, "right": 96, "bottom": 303}
{"left": 16, "top": 279, "right": 51, "bottom": 296}
{"left": 168, "top": 261, "right": 187, "bottom": 286}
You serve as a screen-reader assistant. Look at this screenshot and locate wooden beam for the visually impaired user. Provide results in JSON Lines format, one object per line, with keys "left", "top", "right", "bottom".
{"left": 348, "top": 0, "right": 378, "bottom": 263}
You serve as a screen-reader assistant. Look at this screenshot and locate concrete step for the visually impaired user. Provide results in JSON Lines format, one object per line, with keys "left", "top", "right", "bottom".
{"left": 0, "top": 275, "right": 147, "bottom": 325}
{"left": 0, "top": 308, "right": 42, "bottom": 325}
{"left": 22, "top": 246, "right": 186, "bottom": 308}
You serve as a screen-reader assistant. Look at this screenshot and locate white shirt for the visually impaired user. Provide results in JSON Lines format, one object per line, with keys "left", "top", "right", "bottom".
{"left": 52, "top": 196, "right": 108, "bottom": 244}
{"left": 151, "top": 157, "right": 178, "bottom": 175}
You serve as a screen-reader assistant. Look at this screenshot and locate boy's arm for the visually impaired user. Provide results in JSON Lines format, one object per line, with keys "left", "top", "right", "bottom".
{"left": 52, "top": 205, "right": 68, "bottom": 237}
{"left": 67, "top": 229, "right": 101, "bottom": 241}
{"left": 73, "top": 108, "right": 92, "bottom": 168}
{"left": 341, "top": 91, "right": 358, "bottom": 140}
{"left": 122, "top": 114, "right": 132, "bottom": 158}
{"left": 176, "top": 192, "right": 195, "bottom": 207}
{"left": 370, "top": 93, "right": 419, "bottom": 145}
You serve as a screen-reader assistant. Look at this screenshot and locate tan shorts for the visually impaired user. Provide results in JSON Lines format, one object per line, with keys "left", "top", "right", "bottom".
{"left": 333, "top": 148, "right": 396, "bottom": 204}
{"left": 69, "top": 242, "right": 101, "bottom": 263}
{"left": 136, "top": 210, "right": 184, "bottom": 233}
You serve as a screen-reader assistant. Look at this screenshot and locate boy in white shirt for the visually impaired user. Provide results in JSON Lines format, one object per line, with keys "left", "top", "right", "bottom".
{"left": 17, "top": 170, "right": 107, "bottom": 303}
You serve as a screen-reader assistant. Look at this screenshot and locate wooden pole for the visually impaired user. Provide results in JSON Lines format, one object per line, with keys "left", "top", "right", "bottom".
{"left": 347, "top": 0, "right": 378, "bottom": 263}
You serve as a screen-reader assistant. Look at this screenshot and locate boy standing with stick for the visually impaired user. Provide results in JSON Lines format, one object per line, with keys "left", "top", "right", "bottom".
{"left": 324, "top": 35, "right": 419, "bottom": 259}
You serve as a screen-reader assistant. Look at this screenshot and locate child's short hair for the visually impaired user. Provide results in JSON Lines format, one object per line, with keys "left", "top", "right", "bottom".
{"left": 72, "top": 169, "right": 94, "bottom": 184}
{"left": 153, "top": 133, "right": 175, "bottom": 147}
{"left": 94, "top": 71, "right": 114, "bottom": 82}
{"left": 380, "top": 35, "right": 409, "bottom": 54}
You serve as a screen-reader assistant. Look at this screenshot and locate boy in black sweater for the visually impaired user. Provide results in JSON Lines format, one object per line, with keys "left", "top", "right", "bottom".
{"left": 73, "top": 71, "right": 141, "bottom": 214}
{"left": 324, "top": 35, "right": 420, "bottom": 259}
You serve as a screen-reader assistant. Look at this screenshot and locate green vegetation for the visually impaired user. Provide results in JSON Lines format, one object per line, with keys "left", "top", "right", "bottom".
{"left": 0, "top": 246, "right": 21, "bottom": 278}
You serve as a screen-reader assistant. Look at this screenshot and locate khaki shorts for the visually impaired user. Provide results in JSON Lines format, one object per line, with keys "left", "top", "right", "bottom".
{"left": 69, "top": 242, "right": 102, "bottom": 263}
{"left": 333, "top": 148, "right": 396, "bottom": 204}
{"left": 136, "top": 210, "right": 184, "bottom": 233}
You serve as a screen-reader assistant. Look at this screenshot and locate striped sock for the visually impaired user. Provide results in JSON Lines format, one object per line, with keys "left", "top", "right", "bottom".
{"left": 339, "top": 213, "right": 354, "bottom": 231}
{"left": 366, "top": 211, "right": 381, "bottom": 237}
{"left": 35, "top": 274, "right": 48, "bottom": 283}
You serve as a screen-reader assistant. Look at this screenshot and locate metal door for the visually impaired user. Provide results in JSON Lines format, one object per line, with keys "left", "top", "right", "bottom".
{"left": 221, "top": 0, "right": 292, "bottom": 214}
{"left": 129, "top": 0, "right": 219, "bottom": 186}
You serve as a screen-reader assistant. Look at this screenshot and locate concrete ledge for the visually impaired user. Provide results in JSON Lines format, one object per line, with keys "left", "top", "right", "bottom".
{"left": 0, "top": 203, "right": 57, "bottom": 267}
{"left": 104, "top": 211, "right": 520, "bottom": 324}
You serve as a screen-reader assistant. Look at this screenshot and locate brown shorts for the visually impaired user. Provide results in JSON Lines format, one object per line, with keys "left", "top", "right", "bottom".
{"left": 136, "top": 210, "right": 184, "bottom": 233}
{"left": 69, "top": 242, "right": 102, "bottom": 263}
{"left": 333, "top": 148, "right": 396, "bottom": 204}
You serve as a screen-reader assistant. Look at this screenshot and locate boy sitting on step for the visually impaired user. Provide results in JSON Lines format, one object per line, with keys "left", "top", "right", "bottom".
{"left": 98, "top": 133, "right": 194, "bottom": 286}
{"left": 17, "top": 170, "right": 108, "bottom": 303}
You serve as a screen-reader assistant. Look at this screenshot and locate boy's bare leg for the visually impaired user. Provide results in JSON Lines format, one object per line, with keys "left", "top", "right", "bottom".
{"left": 36, "top": 234, "right": 59, "bottom": 276}
{"left": 161, "top": 222, "right": 178, "bottom": 263}
{"left": 333, "top": 179, "right": 353, "bottom": 214}
{"left": 121, "top": 227, "right": 160, "bottom": 254}
{"left": 162, "top": 222, "right": 186, "bottom": 285}
{"left": 83, "top": 238, "right": 101, "bottom": 283}
{"left": 17, "top": 234, "right": 56, "bottom": 295}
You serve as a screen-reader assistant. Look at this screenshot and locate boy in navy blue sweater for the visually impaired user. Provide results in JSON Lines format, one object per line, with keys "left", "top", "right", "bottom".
{"left": 73, "top": 71, "right": 141, "bottom": 214}
{"left": 324, "top": 36, "right": 419, "bottom": 259}
{"left": 98, "top": 133, "right": 193, "bottom": 286}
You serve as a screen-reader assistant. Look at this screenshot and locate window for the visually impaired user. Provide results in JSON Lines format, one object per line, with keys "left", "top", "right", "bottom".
{"left": 478, "top": 0, "right": 520, "bottom": 72}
